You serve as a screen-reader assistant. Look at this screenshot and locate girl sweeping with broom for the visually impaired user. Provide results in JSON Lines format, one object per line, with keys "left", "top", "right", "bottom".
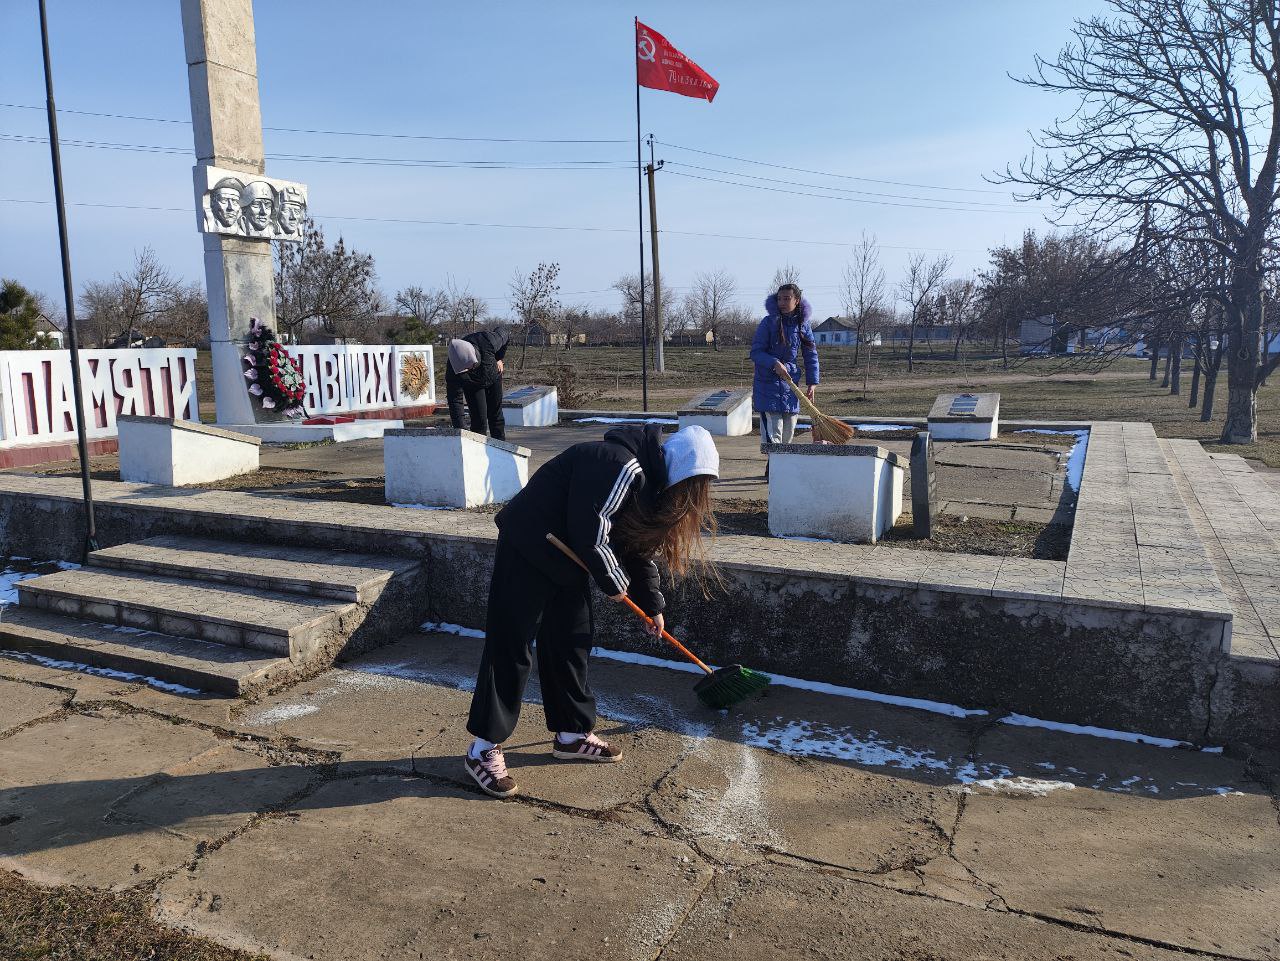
{"left": 751, "top": 283, "right": 821, "bottom": 448}
{"left": 465, "top": 423, "right": 722, "bottom": 798}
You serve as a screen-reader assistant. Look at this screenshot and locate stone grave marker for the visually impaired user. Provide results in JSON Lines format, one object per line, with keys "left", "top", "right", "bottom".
{"left": 677, "top": 387, "right": 752, "bottom": 436}
{"left": 926, "top": 391, "right": 1000, "bottom": 441}
{"left": 501, "top": 385, "right": 559, "bottom": 428}
{"left": 910, "top": 431, "right": 937, "bottom": 538}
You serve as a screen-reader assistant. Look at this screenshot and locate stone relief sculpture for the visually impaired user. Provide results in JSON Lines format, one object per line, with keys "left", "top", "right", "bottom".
{"left": 195, "top": 164, "right": 308, "bottom": 242}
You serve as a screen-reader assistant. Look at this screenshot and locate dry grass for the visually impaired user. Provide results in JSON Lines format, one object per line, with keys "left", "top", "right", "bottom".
{"left": 194, "top": 347, "right": 1279, "bottom": 465}
{"left": 0, "top": 870, "right": 269, "bottom": 961}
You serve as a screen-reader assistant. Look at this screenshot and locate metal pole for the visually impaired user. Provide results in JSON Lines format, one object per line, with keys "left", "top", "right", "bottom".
{"left": 39, "top": 0, "right": 98, "bottom": 562}
{"left": 646, "top": 135, "right": 665, "bottom": 374}
{"left": 634, "top": 16, "right": 649, "bottom": 411}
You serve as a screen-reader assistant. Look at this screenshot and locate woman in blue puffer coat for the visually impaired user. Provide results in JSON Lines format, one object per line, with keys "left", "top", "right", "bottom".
{"left": 750, "top": 283, "right": 820, "bottom": 446}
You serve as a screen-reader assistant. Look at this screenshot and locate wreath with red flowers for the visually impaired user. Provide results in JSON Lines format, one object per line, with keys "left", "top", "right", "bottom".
{"left": 242, "top": 317, "right": 306, "bottom": 417}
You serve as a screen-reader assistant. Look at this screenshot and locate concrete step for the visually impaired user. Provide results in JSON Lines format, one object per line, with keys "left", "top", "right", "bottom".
{"left": 17, "top": 567, "right": 353, "bottom": 659}
{"left": 89, "top": 535, "right": 415, "bottom": 603}
{"left": 0, "top": 606, "right": 292, "bottom": 696}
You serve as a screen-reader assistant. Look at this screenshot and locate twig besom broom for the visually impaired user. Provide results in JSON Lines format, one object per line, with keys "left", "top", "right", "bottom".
{"left": 546, "top": 533, "right": 771, "bottom": 710}
{"left": 780, "top": 371, "right": 855, "bottom": 444}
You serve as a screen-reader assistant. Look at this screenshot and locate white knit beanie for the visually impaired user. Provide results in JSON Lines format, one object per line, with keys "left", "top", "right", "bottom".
{"left": 663, "top": 425, "right": 719, "bottom": 488}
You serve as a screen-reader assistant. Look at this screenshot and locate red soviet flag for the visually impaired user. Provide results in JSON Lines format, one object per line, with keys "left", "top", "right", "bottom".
{"left": 636, "top": 21, "right": 719, "bottom": 103}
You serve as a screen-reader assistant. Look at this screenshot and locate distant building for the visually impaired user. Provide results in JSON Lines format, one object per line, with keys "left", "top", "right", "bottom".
{"left": 1019, "top": 314, "right": 1080, "bottom": 355}
{"left": 814, "top": 317, "right": 880, "bottom": 346}
{"left": 34, "top": 316, "right": 64, "bottom": 348}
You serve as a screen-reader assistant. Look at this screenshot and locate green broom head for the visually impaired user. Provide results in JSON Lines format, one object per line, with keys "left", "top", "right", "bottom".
{"left": 694, "top": 664, "right": 772, "bottom": 710}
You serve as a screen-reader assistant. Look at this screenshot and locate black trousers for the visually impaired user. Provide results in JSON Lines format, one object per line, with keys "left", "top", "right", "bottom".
{"left": 467, "top": 535, "right": 596, "bottom": 743}
{"left": 446, "top": 369, "right": 506, "bottom": 441}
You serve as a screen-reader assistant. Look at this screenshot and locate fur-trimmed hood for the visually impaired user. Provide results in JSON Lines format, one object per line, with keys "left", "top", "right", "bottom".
{"left": 764, "top": 293, "right": 812, "bottom": 321}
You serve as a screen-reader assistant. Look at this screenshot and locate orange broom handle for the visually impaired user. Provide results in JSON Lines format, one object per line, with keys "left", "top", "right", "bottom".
{"left": 545, "top": 533, "right": 714, "bottom": 676}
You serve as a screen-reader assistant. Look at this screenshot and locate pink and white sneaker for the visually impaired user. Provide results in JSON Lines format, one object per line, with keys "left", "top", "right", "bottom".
{"left": 464, "top": 745, "right": 518, "bottom": 798}
{"left": 552, "top": 732, "right": 622, "bottom": 763}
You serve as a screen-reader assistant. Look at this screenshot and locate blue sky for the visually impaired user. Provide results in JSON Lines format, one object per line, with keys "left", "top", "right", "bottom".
{"left": 1, "top": 1, "right": 1104, "bottom": 321}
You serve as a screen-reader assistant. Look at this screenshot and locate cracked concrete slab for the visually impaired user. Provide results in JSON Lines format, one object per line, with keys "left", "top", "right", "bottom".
{"left": 648, "top": 686, "right": 977, "bottom": 869}
{"left": 659, "top": 860, "right": 1188, "bottom": 960}
{"left": 155, "top": 774, "right": 714, "bottom": 961}
{"left": 0, "top": 678, "right": 66, "bottom": 733}
{"left": 957, "top": 724, "right": 1280, "bottom": 958}
{"left": 0, "top": 708, "right": 314, "bottom": 888}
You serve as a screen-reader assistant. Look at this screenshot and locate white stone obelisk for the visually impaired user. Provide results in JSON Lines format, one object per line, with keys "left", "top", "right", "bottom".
{"left": 181, "top": 0, "right": 274, "bottom": 426}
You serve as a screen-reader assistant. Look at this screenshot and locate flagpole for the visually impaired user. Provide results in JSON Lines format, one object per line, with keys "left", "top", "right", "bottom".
{"left": 39, "top": 0, "right": 98, "bottom": 563}
{"left": 633, "top": 16, "right": 649, "bottom": 412}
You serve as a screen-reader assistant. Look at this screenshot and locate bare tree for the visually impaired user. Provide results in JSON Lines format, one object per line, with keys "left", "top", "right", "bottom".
{"left": 840, "top": 233, "right": 887, "bottom": 366}
{"left": 115, "top": 246, "right": 183, "bottom": 345}
{"left": 509, "top": 263, "right": 561, "bottom": 366}
{"left": 685, "top": 269, "right": 738, "bottom": 351}
{"left": 898, "top": 253, "right": 951, "bottom": 372}
{"left": 394, "top": 286, "right": 449, "bottom": 339}
{"left": 613, "top": 272, "right": 675, "bottom": 364}
{"left": 443, "top": 280, "right": 486, "bottom": 341}
{"left": 152, "top": 283, "right": 208, "bottom": 346}
{"left": 275, "top": 217, "right": 381, "bottom": 344}
{"left": 1005, "top": 0, "right": 1280, "bottom": 443}
{"left": 769, "top": 263, "right": 801, "bottom": 293}
{"left": 937, "top": 277, "right": 981, "bottom": 361}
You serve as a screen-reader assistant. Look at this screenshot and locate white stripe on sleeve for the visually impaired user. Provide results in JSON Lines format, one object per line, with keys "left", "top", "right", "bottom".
{"left": 595, "top": 460, "right": 642, "bottom": 594}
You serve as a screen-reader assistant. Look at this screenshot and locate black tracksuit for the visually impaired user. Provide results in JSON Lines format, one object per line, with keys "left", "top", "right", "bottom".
{"left": 446, "top": 329, "right": 509, "bottom": 441}
{"left": 467, "top": 426, "right": 668, "bottom": 743}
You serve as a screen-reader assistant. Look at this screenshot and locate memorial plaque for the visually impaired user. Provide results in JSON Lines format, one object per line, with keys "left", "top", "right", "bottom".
{"left": 697, "top": 389, "right": 733, "bottom": 409}
{"left": 910, "top": 431, "right": 937, "bottom": 538}
{"left": 948, "top": 394, "right": 979, "bottom": 415}
{"left": 505, "top": 386, "right": 540, "bottom": 403}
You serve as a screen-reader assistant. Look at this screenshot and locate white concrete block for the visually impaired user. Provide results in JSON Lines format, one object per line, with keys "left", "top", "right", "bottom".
{"left": 223, "top": 419, "right": 402, "bottom": 443}
{"left": 502, "top": 385, "right": 559, "bottom": 428}
{"left": 927, "top": 392, "right": 1000, "bottom": 441}
{"left": 678, "top": 388, "right": 752, "bottom": 437}
{"left": 384, "top": 428, "right": 530, "bottom": 509}
{"left": 766, "top": 443, "right": 905, "bottom": 543}
{"left": 118, "top": 416, "right": 260, "bottom": 487}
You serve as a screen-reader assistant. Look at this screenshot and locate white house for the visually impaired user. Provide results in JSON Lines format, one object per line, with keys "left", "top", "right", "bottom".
{"left": 813, "top": 317, "right": 880, "bottom": 346}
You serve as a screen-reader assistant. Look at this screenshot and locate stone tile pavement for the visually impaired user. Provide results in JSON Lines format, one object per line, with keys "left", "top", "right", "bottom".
{"left": 1, "top": 632, "right": 1277, "bottom": 960}
{"left": 1164, "top": 439, "right": 1280, "bottom": 663}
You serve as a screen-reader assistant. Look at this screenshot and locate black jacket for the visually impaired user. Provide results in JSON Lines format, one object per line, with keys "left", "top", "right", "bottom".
{"left": 452, "top": 329, "right": 509, "bottom": 390}
{"left": 495, "top": 426, "right": 668, "bottom": 615}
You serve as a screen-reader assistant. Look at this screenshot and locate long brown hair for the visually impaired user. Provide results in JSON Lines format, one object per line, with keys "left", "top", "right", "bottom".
{"left": 612, "top": 474, "right": 719, "bottom": 592}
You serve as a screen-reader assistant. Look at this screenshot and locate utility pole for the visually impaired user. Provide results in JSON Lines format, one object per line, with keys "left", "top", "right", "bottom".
{"left": 646, "top": 135, "right": 666, "bottom": 374}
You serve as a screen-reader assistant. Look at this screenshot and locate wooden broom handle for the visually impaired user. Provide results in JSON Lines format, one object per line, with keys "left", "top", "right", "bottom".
{"left": 545, "top": 533, "right": 714, "bottom": 676}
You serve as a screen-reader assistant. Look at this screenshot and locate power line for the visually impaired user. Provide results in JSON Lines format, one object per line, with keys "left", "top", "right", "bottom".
{"left": 0, "top": 133, "right": 630, "bottom": 169}
{"left": 665, "top": 162, "right": 1040, "bottom": 210}
{"left": 0, "top": 197, "right": 988, "bottom": 253}
{"left": 664, "top": 169, "right": 1036, "bottom": 215}
{"left": 657, "top": 139, "right": 1012, "bottom": 195}
{"left": 0, "top": 101, "right": 628, "bottom": 144}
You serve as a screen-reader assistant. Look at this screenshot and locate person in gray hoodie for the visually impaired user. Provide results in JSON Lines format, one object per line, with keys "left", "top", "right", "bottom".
{"left": 446, "top": 329, "right": 509, "bottom": 440}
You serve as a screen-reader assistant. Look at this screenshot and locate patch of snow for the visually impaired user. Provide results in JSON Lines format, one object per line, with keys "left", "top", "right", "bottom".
{"left": 852, "top": 423, "right": 919, "bottom": 432}
{"left": 0, "top": 559, "right": 79, "bottom": 606}
{"left": 0, "top": 649, "right": 200, "bottom": 695}
{"left": 346, "top": 658, "right": 480, "bottom": 694}
{"left": 957, "top": 776, "right": 1077, "bottom": 797}
{"left": 1201, "top": 746, "right": 1225, "bottom": 754}
{"left": 574, "top": 416, "right": 678, "bottom": 426}
{"left": 420, "top": 621, "right": 486, "bottom": 639}
{"left": 742, "top": 718, "right": 973, "bottom": 777}
{"left": 391, "top": 503, "right": 450, "bottom": 511}
{"left": 245, "top": 703, "right": 319, "bottom": 725}
{"left": 1013, "top": 428, "right": 1090, "bottom": 493}
{"left": 778, "top": 535, "right": 838, "bottom": 544}
{"left": 998, "top": 712, "right": 1190, "bottom": 749}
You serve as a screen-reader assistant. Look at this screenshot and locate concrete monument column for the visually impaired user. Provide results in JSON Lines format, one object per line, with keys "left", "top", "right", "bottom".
{"left": 181, "top": 0, "right": 275, "bottom": 426}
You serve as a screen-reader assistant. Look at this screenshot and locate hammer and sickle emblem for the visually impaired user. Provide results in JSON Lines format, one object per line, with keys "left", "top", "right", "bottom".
{"left": 637, "top": 32, "right": 657, "bottom": 62}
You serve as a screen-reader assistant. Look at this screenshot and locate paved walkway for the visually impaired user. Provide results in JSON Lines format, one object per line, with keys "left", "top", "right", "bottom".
{"left": 1, "top": 628, "right": 1277, "bottom": 960}
{"left": 1164, "top": 439, "right": 1280, "bottom": 662}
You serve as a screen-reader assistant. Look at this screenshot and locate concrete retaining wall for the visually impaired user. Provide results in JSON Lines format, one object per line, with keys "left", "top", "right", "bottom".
{"left": 0, "top": 477, "right": 1271, "bottom": 747}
